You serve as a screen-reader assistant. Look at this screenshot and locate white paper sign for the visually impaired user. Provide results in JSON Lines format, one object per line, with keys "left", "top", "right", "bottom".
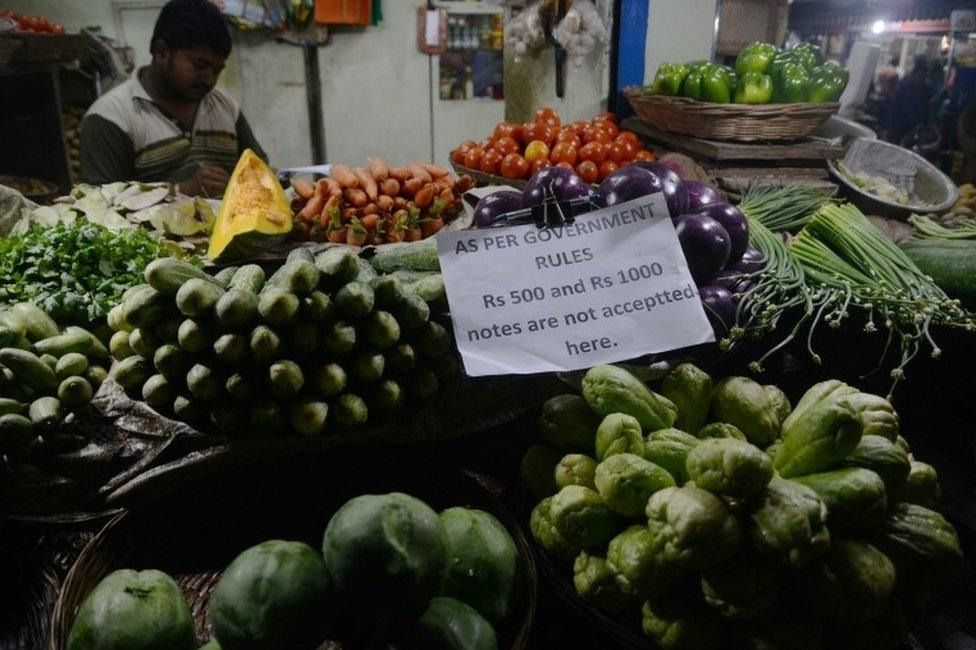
{"left": 436, "top": 194, "right": 715, "bottom": 376}
{"left": 425, "top": 10, "right": 440, "bottom": 46}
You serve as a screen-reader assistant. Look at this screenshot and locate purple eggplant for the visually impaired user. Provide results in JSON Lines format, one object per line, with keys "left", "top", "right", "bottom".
{"left": 522, "top": 167, "right": 591, "bottom": 207}
{"left": 630, "top": 161, "right": 689, "bottom": 216}
{"left": 682, "top": 181, "right": 722, "bottom": 213}
{"left": 675, "top": 213, "right": 732, "bottom": 284}
{"left": 714, "top": 269, "right": 757, "bottom": 296}
{"left": 699, "top": 284, "right": 737, "bottom": 335}
{"left": 473, "top": 190, "right": 523, "bottom": 228}
{"left": 598, "top": 165, "right": 664, "bottom": 207}
{"left": 729, "top": 247, "right": 765, "bottom": 273}
{"left": 689, "top": 203, "right": 749, "bottom": 266}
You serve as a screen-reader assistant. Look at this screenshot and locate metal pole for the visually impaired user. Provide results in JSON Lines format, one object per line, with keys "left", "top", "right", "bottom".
{"left": 303, "top": 41, "right": 326, "bottom": 164}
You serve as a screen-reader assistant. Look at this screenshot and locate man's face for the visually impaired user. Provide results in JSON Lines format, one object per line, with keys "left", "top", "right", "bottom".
{"left": 154, "top": 42, "right": 226, "bottom": 103}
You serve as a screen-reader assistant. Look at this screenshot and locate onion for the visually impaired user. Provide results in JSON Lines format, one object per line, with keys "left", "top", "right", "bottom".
{"left": 689, "top": 203, "right": 749, "bottom": 266}
{"left": 675, "top": 213, "right": 731, "bottom": 284}
{"left": 473, "top": 190, "right": 523, "bottom": 228}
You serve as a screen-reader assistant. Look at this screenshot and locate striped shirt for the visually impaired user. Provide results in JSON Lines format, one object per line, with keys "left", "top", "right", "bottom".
{"left": 79, "top": 67, "right": 265, "bottom": 185}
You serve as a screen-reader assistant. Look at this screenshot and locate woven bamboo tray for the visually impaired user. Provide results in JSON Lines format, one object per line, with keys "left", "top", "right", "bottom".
{"left": 625, "top": 89, "right": 838, "bottom": 143}
{"left": 451, "top": 161, "right": 528, "bottom": 190}
{"left": 51, "top": 450, "right": 537, "bottom": 649}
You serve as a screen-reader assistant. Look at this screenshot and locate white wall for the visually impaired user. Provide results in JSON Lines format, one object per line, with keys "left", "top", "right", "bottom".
{"left": 645, "top": 0, "right": 719, "bottom": 82}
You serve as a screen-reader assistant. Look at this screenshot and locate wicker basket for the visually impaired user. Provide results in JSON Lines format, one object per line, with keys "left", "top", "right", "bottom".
{"left": 51, "top": 450, "right": 537, "bottom": 649}
{"left": 625, "top": 89, "right": 839, "bottom": 143}
{"left": 451, "top": 161, "right": 528, "bottom": 190}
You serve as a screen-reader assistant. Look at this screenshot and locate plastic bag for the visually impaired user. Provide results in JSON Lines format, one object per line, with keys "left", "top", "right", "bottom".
{"left": 554, "top": 0, "right": 606, "bottom": 68}
{"left": 506, "top": 0, "right": 547, "bottom": 63}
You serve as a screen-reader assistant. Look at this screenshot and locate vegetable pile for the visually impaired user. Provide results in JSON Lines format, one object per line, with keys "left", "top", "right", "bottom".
{"left": 0, "top": 303, "right": 109, "bottom": 459}
{"left": 290, "top": 159, "right": 474, "bottom": 245}
{"left": 68, "top": 494, "right": 517, "bottom": 650}
{"left": 452, "top": 108, "right": 655, "bottom": 183}
{"left": 523, "top": 363, "right": 963, "bottom": 649}
{"left": 107, "top": 249, "right": 455, "bottom": 436}
{"left": 1, "top": 10, "right": 65, "bottom": 33}
{"left": 0, "top": 220, "right": 188, "bottom": 327}
{"left": 647, "top": 41, "right": 848, "bottom": 104}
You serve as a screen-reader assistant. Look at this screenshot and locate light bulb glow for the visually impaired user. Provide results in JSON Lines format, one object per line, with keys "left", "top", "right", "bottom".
{"left": 872, "top": 20, "right": 885, "bottom": 34}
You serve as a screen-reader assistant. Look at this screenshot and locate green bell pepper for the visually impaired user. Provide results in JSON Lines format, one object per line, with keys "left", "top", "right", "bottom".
{"left": 735, "top": 41, "right": 777, "bottom": 76}
{"left": 701, "top": 64, "right": 733, "bottom": 103}
{"left": 653, "top": 62, "right": 689, "bottom": 96}
{"left": 773, "top": 62, "right": 810, "bottom": 103}
{"left": 791, "top": 42, "right": 824, "bottom": 72}
{"left": 808, "top": 61, "right": 849, "bottom": 102}
{"left": 681, "top": 68, "right": 704, "bottom": 100}
{"left": 734, "top": 71, "right": 773, "bottom": 104}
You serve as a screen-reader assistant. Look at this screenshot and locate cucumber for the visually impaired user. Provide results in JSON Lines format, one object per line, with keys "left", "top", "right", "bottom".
{"left": 173, "top": 395, "right": 205, "bottom": 423}
{"left": 267, "top": 360, "right": 304, "bottom": 399}
{"left": 177, "top": 319, "right": 212, "bottom": 353}
{"left": 84, "top": 365, "right": 107, "bottom": 389}
{"left": 410, "top": 368, "right": 440, "bottom": 400}
{"left": 413, "top": 321, "right": 452, "bottom": 358}
{"left": 351, "top": 351, "right": 384, "bottom": 384}
{"left": 249, "top": 325, "right": 283, "bottom": 365}
{"left": 123, "top": 287, "right": 171, "bottom": 329}
{"left": 210, "top": 399, "right": 247, "bottom": 434}
{"left": 0, "top": 413, "right": 34, "bottom": 453}
{"left": 288, "top": 399, "right": 328, "bottom": 436}
{"left": 56, "top": 353, "right": 89, "bottom": 379}
{"left": 367, "top": 380, "right": 403, "bottom": 416}
{"left": 301, "top": 291, "right": 334, "bottom": 324}
{"left": 40, "top": 354, "right": 58, "bottom": 372}
{"left": 0, "top": 348, "right": 58, "bottom": 394}
{"left": 430, "top": 354, "right": 460, "bottom": 382}
{"left": 407, "top": 274, "right": 446, "bottom": 305}
{"left": 370, "top": 275, "right": 407, "bottom": 309}
{"left": 144, "top": 257, "right": 217, "bottom": 294}
{"left": 32, "top": 331, "right": 86, "bottom": 359}
{"left": 58, "top": 376, "right": 93, "bottom": 409}
{"left": 0, "top": 311, "right": 26, "bottom": 338}
{"left": 362, "top": 310, "right": 400, "bottom": 349}
{"left": 226, "top": 372, "right": 261, "bottom": 402}
{"left": 267, "top": 258, "right": 320, "bottom": 296}
{"left": 249, "top": 400, "right": 284, "bottom": 436}
{"left": 0, "top": 367, "right": 32, "bottom": 402}
{"left": 0, "top": 398, "right": 24, "bottom": 415}
{"left": 213, "top": 265, "right": 239, "bottom": 287}
{"left": 385, "top": 343, "right": 417, "bottom": 375}
{"left": 107, "top": 303, "right": 131, "bottom": 333}
{"left": 176, "top": 278, "right": 226, "bottom": 317}
{"left": 65, "top": 326, "right": 110, "bottom": 359}
{"left": 394, "top": 292, "right": 430, "bottom": 329}
{"left": 309, "top": 363, "right": 346, "bottom": 397}
{"left": 332, "top": 393, "right": 368, "bottom": 428}
{"left": 213, "top": 333, "right": 247, "bottom": 364}
{"left": 229, "top": 264, "right": 266, "bottom": 294}
{"left": 154, "top": 344, "right": 188, "bottom": 380}
{"left": 354, "top": 257, "right": 378, "bottom": 284}
{"left": 128, "top": 327, "right": 159, "bottom": 359}
{"left": 369, "top": 239, "right": 440, "bottom": 273}
{"left": 315, "top": 247, "right": 359, "bottom": 286}
{"left": 390, "top": 270, "right": 439, "bottom": 284}
{"left": 258, "top": 288, "right": 300, "bottom": 326}
{"left": 111, "top": 355, "right": 151, "bottom": 392}
{"left": 187, "top": 363, "right": 222, "bottom": 401}
{"left": 141, "top": 374, "right": 175, "bottom": 412}
{"left": 215, "top": 289, "right": 259, "bottom": 328}
{"left": 900, "top": 238, "right": 976, "bottom": 305}
{"left": 154, "top": 317, "right": 182, "bottom": 343}
{"left": 322, "top": 321, "right": 356, "bottom": 357}
{"left": 334, "top": 282, "right": 375, "bottom": 319}
{"left": 0, "top": 325, "right": 25, "bottom": 348}
{"left": 287, "top": 321, "right": 320, "bottom": 358}
{"left": 28, "top": 396, "right": 62, "bottom": 426}
{"left": 9, "top": 303, "right": 59, "bottom": 341}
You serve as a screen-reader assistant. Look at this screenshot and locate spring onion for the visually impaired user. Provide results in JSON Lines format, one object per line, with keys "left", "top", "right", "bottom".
{"left": 738, "top": 183, "right": 836, "bottom": 232}
{"left": 908, "top": 213, "right": 976, "bottom": 240}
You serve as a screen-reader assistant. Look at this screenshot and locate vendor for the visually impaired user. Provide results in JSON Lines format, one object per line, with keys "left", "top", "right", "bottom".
{"left": 79, "top": 0, "right": 266, "bottom": 197}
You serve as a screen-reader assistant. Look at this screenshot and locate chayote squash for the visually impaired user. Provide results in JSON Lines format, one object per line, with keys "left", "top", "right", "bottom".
{"left": 685, "top": 438, "right": 773, "bottom": 498}
{"left": 594, "top": 453, "right": 675, "bottom": 518}
{"left": 403, "top": 596, "right": 498, "bottom": 650}
{"left": 696, "top": 421, "right": 747, "bottom": 441}
{"left": 537, "top": 394, "right": 600, "bottom": 454}
{"left": 660, "top": 363, "right": 713, "bottom": 435}
{"left": 742, "top": 605, "right": 826, "bottom": 650}
{"left": 749, "top": 477, "right": 830, "bottom": 568}
{"left": 894, "top": 459, "right": 941, "bottom": 508}
{"left": 208, "top": 149, "right": 292, "bottom": 263}
{"left": 791, "top": 467, "right": 887, "bottom": 531}
{"left": 846, "top": 392, "right": 899, "bottom": 441}
{"left": 595, "top": 413, "right": 645, "bottom": 461}
{"left": 322, "top": 492, "right": 447, "bottom": 621}
{"left": 641, "top": 596, "right": 725, "bottom": 650}
{"left": 554, "top": 453, "right": 598, "bottom": 490}
{"left": 645, "top": 486, "right": 743, "bottom": 571}
{"left": 529, "top": 497, "right": 581, "bottom": 563}
{"left": 582, "top": 365, "right": 677, "bottom": 431}
{"left": 842, "top": 435, "right": 910, "bottom": 493}
{"left": 700, "top": 556, "right": 778, "bottom": 621}
{"left": 774, "top": 380, "right": 862, "bottom": 478}
{"left": 709, "top": 376, "right": 782, "bottom": 448}
{"left": 67, "top": 569, "right": 196, "bottom": 650}
{"left": 764, "top": 384, "right": 792, "bottom": 424}
{"left": 573, "top": 552, "right": 635, "bottom": 615}
{"left": 803, "top": 539, "right": 895, "bottom": 623}
{"left": 549, "top": 485, "right": 621, "bottom": 550}
{"left": 438, "top": 508, "right": 518, "bottom": 624}
{"left": 643, "top": 427, "right": 699, "bottom": 484}
{"left": 209, "top": 540, "right": 334, "bottom": 650}
{"left": 606, "top": 525, "right": 677, "bottom": 598}
{"left": 520, "top": 445, "right": 561, "bottom": 501}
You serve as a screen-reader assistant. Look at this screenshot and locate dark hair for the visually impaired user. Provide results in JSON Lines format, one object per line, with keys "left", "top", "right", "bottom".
{"left": 150, "top": 0, "right": 231, "bottom": 57}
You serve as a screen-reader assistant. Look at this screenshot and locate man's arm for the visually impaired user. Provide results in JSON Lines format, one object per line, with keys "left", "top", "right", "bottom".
{"left": 235, "top": 112, "right": 268, "bottom": 162}
{"left": 79, "top": 115, "right": 135, "bottom": 184}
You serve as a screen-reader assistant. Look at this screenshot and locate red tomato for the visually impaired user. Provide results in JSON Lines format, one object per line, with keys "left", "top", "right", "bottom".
{"left": 452, "top": 144, "right": 472, "bottom": 165}
{"left": 524, "top": 140, "right": 550, "bottom": 164}
{"left": 576, "top": 160, "right": 599, "bottom": 184}
{"left": 500, "top": 153, "right": 530, "bottom": 179}
{"left": 579, "top": 141, "right": 607, "bottom": 165}
{"left": 493, "top": 122, "right": 521, "bottom": 143}
{"left": 550, "top": 142, "right": 578, "bottom": 166}
{"left": 606, "top": 142, "right": 626, "bottom": 163}
{"left": 480, "top": 149, "right": 503, "bottom": 175}
{"left": 522, "top": 121, "right": 555, "bottom": 147}
{"left": 592, "top": 112, "right": 617, "bottom": 125}
{"left": 493, "top": 136, "right": 520, "bottom": 156}
{"left": 479, "top": 136, "right": 494, "bottom": 150}
{"left": 557, "top": 130, "right": 582, "bottom": 149}
{"left": 534, "top": 107, "right": 561, "bottom": 130}
{"left": 597, "top": 120, "right": 619, "bottom": 139}
{"left": 616, "top": 131, "right": 640, "bottom": 146}
{"left": 531, "top": 158, "right": 552, "bottom": 175}
{"left": 619, "top": 140, "right": 639, "bottom": 161}
{"left": 463, "top": 147, "right": 485, "bottom": 169}
{"left": 635, "top": 149, "right": 656, "bottom": 161}
{"left": 556, "top": 161, "right": 575, "bottom": 171}
{"left": 569, "top": 121, "right": 589, "bottom": 136}
{"left": 599, "top": 161, "right": 619, "bottom": 179}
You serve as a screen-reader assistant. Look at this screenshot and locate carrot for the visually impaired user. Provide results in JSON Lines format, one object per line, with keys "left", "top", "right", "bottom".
{"left": 327, "top": 228, "right": 348, "bottom": 243}
{"left": 292, "top": 178, "right": 315, "bottom": 199}
{"left": 298, "top": 194, "right": 324, "bottom": 222}
{"left": 344, "top": 188, "right": 368, "bottom": 207}
{"left": 419, "top": 162, "right": 449, "bottom": 179}
{"left": 380, "top": 178, "right": 400, "bottom": 197}
{"left": 406, "top": 163, "right": 433, "bottom": 184}
{"left": 362, "top": 203, "right": 378, "bottom": 216}
{"left": 368, "top": 157, "right": 389, "bottom": 182}
{"left": 361, "top": 214, "right": 379, "bottom": 231}
{"left": 421, "top": 217, "right": 444, "bottom": 238}
{"left": 354, "top": 167, "right": 378, "bottom": 201}
{"left": 290, "top": 197, "right": 305, "bottom": 213}
{"left": 346, "top": 227, "right": 367, "bottom": 246}
{"left": 376, "top": 195, "right": 394, "bottom": 212}
{"left": 413, "top": 184, "right": 435, "bottom": 210}
{"left": 331, "top": 164, "right": 359, "bottom": 189}
{"left": 389, "top": 167, "right": 410, "bottom": 183}
{"left": 404, "top": 228, "right": 422, "bottom": 242}
{"left": 319, "top": 194, "right": 342, "bottom": 226}
{"left": 341, "top": 207, "right": 357, "bottom": 223}
{"left": 402, "top": 178, "right": 423, "bottom": 197}
{"left": 455, "top": 174, "right": 475, "bottom": 193}
{"left": 393, "top": 196, "right": 407, "bottom": 209}
{"left": 438, "top": 187, "right": 454, "bottom": 205}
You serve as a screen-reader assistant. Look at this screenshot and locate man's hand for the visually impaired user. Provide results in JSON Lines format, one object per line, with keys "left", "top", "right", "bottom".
{"left": 181, "top": 164, "right": 230, "bottom": 198}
